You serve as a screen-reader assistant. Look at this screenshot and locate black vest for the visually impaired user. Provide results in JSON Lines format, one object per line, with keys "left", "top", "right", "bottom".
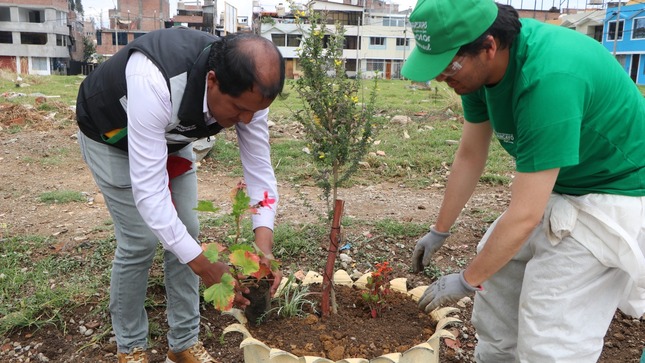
{"left": 76, "top": 27, "right": 223, "bottom": 152}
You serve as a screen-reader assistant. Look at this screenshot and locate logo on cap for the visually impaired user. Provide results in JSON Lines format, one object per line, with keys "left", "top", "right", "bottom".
{"left": 411, "top": 22, "right": 432, "bottom": 51}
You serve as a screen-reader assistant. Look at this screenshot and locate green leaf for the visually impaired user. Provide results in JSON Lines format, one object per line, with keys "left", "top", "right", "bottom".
{"left": 203, "top": 273, "right": 236, "bottom": 311}
{"left": 231, "top": 189, "right": 251, "bottom": 218}
{"left": 229, "top": 250, "right": 260, "bottom": 276}
{"left": 203, "top": 243, "right": 220, "bottom": 263}
{"left": 229, "top": 243, "right": 254, "bottom": 253}
{"left": 194, "top": 200, "right": 220, "bottom": 213}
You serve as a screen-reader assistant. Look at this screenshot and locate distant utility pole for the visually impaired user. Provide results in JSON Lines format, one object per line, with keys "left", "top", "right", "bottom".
{"left": 402, "top": 7, "right": 410, "bottom": 79}
{"left": 612, "top": 0, "right": 622, "bottom": 57}
{"left": 111, "top": 14, "right": 119, "bottom": 53}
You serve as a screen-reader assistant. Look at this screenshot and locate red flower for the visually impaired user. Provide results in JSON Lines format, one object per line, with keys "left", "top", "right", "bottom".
{"left": 258, "top": 191, "right": 276, "bottom": 209}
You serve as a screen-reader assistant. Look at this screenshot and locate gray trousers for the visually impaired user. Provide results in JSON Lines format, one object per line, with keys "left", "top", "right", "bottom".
{"left": 472, "top": 194, "right": 645, "bottom": 363}
{"left": 78, "top": 132, "right": 200, "bottom": 353}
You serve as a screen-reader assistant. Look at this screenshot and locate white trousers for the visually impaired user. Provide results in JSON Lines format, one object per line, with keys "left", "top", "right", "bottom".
{"left": 472, "top": 194, "right": 645, "bottom": 363}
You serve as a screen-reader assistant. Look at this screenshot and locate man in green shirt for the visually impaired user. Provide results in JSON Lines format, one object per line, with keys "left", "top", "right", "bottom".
{"left": 402, "top": 0, "right": 645, "bottom": 361}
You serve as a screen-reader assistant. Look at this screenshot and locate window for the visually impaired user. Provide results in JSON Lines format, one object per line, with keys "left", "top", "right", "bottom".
{"left": 366, "top": 59, "right": 385, "bottom": 72}
{"left": 382, "top": 17, "right": 406, "bottom": 27}
{"left": 287, "top": 34, "right": 300, "bottom": 47}
{"left": 96, "top": 31, "right": 102, "bottom": 45}
{"left": 0, "top": 6, "right": 9, "bottom": 22}
{"left": 56, "top": 34, "right": 67, "bottom": 46}
{"left": 271, "top": 33, "right": 285, "bottom": 46}
{"left": 633, "top": 18, "right": 645, "bottom": 39}
{"left": 114, "top": 32, "right": 127, "bottom": 46}
{"left": 345, "top": 58, "right": 357, "bottom": 72}
{"left": 32, "top": 57, "right": 48, "bottom": 71}
{"left": 20, "top": 32, "right": 47, "bottom": 45}
{"left": 326, "top": 11, "right": 359, "bottom": 26}
{"left": 391, "top": 60, "right": 404, "bottom": 78}
{"left": 608, "top": 20, "right": 624, "bottom": 41}
{"left": 370, "top": 37, "right": 385, "bottom": 46}
{"left": 0, "top": 31, "right": 11, "bottom": 44}
{"left": 593, "top": 25, "right": 603, "bottom": 42}
{"left": 28, "top": 10, "right": 44, "bottom": 23}
{"left": 344, "top": 35, "right": 358, "bottom": 50}
{"left": 396, "top": 38, "right": 409, "bottom": 47}
{"left": 57, "top": 11, "right": 66, "bottom": 26}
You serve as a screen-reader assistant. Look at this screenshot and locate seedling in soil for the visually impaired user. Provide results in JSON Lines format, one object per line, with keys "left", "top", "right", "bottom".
{"left": 196, "top": 181, "right": 280, "bottom": 316}
{"left": 360, "top": 261, "right": 393, "bottom": 318}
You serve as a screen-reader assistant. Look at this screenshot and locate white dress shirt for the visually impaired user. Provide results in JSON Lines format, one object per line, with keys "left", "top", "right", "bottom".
{"left": 124, "top": 51, "right": 278, "bottom": 264}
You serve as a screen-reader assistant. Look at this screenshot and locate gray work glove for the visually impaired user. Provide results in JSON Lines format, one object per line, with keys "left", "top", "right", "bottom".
{"left": 412, "top": 227, "right": 450, "bottom": 273}
{"left": 418, "top": 271, "right": 480, "bottom": 313}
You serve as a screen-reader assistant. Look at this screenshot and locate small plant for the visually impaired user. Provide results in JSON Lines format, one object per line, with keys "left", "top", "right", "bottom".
{"left": 360, "top": 261, "right": 393, "bottom": 318}
{"left": 261, "top": 274, "right": 318, "bottom": 322}
{"left": 196, "top": 181, "right": 280, "bottom": 312}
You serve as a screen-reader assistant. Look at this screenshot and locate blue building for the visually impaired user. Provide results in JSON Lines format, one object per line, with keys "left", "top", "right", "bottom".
{"left": 603, "top": 1, "right": 645, "bottom": 84}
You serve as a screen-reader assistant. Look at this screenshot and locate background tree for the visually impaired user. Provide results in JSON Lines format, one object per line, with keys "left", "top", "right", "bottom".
{"left": 82, "top": 36, "right": 96, "bottom": 63}
{"left": 68, "top": 0, "right": 83, "bottom": 14}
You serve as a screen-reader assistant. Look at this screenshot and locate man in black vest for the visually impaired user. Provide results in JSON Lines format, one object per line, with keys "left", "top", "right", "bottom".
{"left": 76, "top": 28, "right": 285, "bottom": 363}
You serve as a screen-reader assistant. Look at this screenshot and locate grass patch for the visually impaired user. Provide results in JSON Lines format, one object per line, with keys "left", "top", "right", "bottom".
{"left": 1, "top": 72, "right": 82, "bottom": 105}
{"left": 23, "top": 146, "right": 74, "bottom": 166}
{"left": 372, "top": 219, "right": 427, "bottom": 237}
{"left": 270, "top": 140, "right": 315, "bottom": 183}
{"left": 38, "top": 190, "right": 85, "bottom": 204}
{"left": 0, "top": 235, "right": 114, "bottom": 335}
{"left": 273, "top": 223, "right": 326, "bottom": 259}
{"left": 205, "top": 137, "right": 243, "bottom": 176}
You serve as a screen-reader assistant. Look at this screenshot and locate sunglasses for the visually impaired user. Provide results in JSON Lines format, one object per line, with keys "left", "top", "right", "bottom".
{"left": 439, "top": 57, "right": 465, "bottom": 78}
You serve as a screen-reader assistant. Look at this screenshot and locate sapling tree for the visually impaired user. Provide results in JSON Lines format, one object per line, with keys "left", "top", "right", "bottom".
{"left": 290, "top": 3, "right": 381, "bottom": 217}
{"left": 288, "top": 2, "right": 381, "bottom": 317}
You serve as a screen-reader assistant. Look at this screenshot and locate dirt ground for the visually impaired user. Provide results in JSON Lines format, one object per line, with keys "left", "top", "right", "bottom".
{"left": 0, "top": 101, "right": 643, "bottom": 362}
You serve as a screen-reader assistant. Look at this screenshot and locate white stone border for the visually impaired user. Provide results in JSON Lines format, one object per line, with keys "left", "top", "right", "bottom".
{"left": 223, "top": 270, "right": 462, "bottom": 363}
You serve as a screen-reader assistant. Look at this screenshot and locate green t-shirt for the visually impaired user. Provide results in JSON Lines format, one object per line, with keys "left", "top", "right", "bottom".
{"left": 462, "top": 19, "right": 645, "bottom": 196}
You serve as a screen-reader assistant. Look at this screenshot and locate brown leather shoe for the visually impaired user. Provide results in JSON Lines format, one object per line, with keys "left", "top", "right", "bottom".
{"left": 117, "top": 347, "right": 148, "bottom": 363}
{"left": 165, "top": 341, "right": 218, "bottom": 363}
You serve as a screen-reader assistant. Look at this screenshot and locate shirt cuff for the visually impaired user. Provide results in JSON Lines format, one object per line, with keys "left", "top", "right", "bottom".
{"left": 172, "top": 238, "right": 204, "bottom": 265}
{"left": 251, "top": 205, "right": 276, "bottom": 231}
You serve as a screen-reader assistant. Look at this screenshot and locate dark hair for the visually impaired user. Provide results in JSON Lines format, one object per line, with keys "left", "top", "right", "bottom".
{"left": 208, "top": 32, "right": 285, "bottom": 99}
{"left": 458, "top": 4, "right": 522, "bottom": 56}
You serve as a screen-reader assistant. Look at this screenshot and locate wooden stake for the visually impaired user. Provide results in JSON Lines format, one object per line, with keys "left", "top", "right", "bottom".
{"left": 321, "top": 199, "right": 344, "bottom": 317}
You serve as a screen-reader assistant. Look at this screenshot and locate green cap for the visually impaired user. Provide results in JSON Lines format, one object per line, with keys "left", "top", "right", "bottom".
{"left": 401, "top": 0, "right": 499, "bottom": 81}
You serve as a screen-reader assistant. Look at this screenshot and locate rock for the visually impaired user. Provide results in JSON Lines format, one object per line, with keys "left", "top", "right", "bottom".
{"left": 339, "top": 253, "right": 352, "bottom": 263}
{"left": 327, "top": 345, "right": 345, "bottom": 361}
{"left": 93, "top": 192, "right": 105, "bottom": 205}
{"left": 390, "top": 115, "right": 411, "bottom": 125}
{"left": 457, "top": 296, "right": 472, "bottom": 307}
{"left": 85, "top": 321, "right": 100, "bottom": 329}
